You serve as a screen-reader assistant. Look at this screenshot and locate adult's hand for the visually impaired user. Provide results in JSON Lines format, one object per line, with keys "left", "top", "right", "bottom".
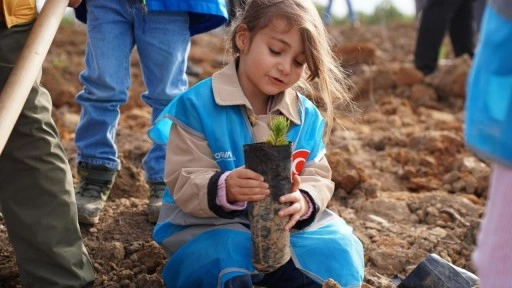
{"left": 68, "top": 0, "right": 81, "bottom": 8}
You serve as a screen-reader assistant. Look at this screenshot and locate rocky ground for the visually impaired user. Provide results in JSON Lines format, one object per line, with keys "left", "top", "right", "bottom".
{"left": 0, "top": 19, "right": 487, "bottom": 287}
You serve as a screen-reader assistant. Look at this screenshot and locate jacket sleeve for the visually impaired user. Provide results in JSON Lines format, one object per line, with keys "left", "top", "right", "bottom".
{"left": 165, "top": 123, "right": 221, "bottom": 218}
{"left": 296, "top": 155, "right": 334, "bottom": 224}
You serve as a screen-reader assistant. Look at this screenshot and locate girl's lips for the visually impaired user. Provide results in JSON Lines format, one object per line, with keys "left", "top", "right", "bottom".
{"left": 269, "top": 75, "right": 285, "bottom": 85}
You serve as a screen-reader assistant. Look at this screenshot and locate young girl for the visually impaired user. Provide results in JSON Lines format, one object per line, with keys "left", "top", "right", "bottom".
{"left": 149, "top": 0, "right": 364, "bottom": 287}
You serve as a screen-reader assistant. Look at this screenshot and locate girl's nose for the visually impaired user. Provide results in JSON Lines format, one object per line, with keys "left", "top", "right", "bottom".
{"left": 277, "top": 61, "right": 291, "bottom": 74}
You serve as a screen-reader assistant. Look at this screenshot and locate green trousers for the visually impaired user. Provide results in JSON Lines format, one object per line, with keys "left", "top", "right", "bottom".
{"left": 0, "top": 21, "right": 95, "bottom": 287}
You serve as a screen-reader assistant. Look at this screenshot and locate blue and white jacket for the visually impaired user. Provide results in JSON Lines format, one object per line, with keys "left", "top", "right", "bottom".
{"left": 465, "top": 0, "right": 512, "bottom": 166}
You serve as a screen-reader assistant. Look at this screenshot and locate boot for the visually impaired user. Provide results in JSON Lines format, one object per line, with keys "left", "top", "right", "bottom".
{"left": 75, "top": 162, "right": 117, "bottom": 224}
{"left": 147, "top": 181, "right": 166, "bottom": 223}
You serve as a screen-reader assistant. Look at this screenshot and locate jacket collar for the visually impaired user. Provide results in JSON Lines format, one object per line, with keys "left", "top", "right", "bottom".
{"left": 211, "top": 61, "right": 301, "bottom": 125}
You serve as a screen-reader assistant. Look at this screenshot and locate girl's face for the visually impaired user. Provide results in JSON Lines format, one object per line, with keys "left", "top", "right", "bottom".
{"left": 236, "top": 17, "right": 306, "bottom": 101}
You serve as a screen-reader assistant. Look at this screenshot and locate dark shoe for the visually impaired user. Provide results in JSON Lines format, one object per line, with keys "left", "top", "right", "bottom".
{"left": 147, "top": 181, "right": 166, "bottom": 223}
{"left": 397, "top": 253, "right": 479, "bottom": 288}
{"left": 75, "top": 162, "right": 117, "bottom": 225}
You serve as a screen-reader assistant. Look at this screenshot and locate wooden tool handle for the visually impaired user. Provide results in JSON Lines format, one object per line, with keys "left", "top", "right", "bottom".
{"left": 0, "top": 0, "right": 69, "bottom": 155}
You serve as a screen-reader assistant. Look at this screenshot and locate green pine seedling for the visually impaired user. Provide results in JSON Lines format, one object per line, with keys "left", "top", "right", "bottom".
{"left": 266, "top": 115, "right": 290, "bottom": 145}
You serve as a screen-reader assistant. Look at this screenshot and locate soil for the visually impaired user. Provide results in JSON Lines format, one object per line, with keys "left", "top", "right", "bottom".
{"left": 0, "top": 19, "right": 486, "bottom": 288}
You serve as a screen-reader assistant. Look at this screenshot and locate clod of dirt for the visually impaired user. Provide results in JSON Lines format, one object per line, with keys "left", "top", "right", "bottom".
{"left": 322, "top": 278, "right": 342, "bottom": 288}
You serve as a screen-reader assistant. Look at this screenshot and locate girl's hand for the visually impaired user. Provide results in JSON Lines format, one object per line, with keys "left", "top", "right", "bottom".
{"left": 226, "top": 168, "right": 270, "bottom": 203}
{"left": 278, "top": 174, "right": 308, "bottom": 230}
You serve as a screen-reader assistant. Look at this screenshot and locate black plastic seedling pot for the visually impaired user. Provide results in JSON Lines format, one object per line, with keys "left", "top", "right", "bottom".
{"left": 243, "top": 142, "right": 292, "bottom": 273}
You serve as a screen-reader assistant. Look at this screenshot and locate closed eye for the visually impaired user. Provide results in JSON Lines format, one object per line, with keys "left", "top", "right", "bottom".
{"left": 294, "top": 60, "right": 305, "bottom": 67}
{"left": 269, "top": 48, "right": 281, "bottom": 55}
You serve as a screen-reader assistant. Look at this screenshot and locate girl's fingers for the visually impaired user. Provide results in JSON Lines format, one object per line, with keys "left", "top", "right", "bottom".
{"left": 245, "top": 194, "right": 268, "bottom": 202}
{"left": 284, "top": 212, "right": 301, "bottom": 230}
{"left": 279, "top": 191, "right": 308, "bottom": 230}
{"left": 279, "top": 190, "right": 301, "bottom": 204}
{"left": 233, "top": 178, "right": 269, "bottom": 189}
{"left": 233, "top": 168, "right": 265, "bottom": 181}
{"left": 291, "top": 174, "right": 300, "bottom": 192}
{"left": 278, "top": 202, "right": 301, "bottom": 217}
{"left": 237, "top": 187, "right": 270, "bottom": 196}
{"left": 228, "top": 186, "right": 270, "bottom": 202}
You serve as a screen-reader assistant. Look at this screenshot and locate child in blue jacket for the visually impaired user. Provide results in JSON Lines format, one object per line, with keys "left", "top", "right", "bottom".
{"left": 150, "top": 0, "right": 365, "bottom": 287}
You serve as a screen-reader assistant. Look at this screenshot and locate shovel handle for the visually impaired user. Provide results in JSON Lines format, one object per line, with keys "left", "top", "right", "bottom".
{"left": 0, "top": 0, "right": 69, "bottom": 155}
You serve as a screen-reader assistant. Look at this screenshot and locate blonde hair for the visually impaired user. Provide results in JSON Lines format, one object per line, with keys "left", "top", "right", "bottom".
{"left": 228, "top": 0, "right": 353, "bottom": 141}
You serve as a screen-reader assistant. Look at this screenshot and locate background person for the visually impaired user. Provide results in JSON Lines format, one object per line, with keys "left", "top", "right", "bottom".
{"left": 0, "top": 0, "right": 95, "bottom": 286}
{"left": 414, "top": 0, "right": 475, "bottom": 75}
{"left": 464, "top": 1, "right": 512, "bottom": 287}
{"left": 72, "top": 0, "right": 228, "bottom": 224}
{"left": 322, "top": 0, "right": 360, "bottom": 27}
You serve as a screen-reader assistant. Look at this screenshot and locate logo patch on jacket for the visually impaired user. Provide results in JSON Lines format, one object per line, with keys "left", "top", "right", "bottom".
{"left": 214, "top": 151, "right": 236, "bottom": 161}
{"left": 292, "top": 149, "right": 310, "bottom": 175}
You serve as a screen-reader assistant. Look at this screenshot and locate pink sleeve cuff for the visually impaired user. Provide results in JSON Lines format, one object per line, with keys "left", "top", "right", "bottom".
{"left": 299, "top": 192, "right": 314, "bottom": 220}
{"left": 216, "top": 171, "right": 246, "bottom": 211}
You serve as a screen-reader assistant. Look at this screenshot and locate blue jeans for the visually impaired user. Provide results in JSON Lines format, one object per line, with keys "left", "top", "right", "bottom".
{"left": 322, "top": 0, "right": 357, "bottom": 25}
{"left": 74, "top": 0, "right": 190, "bottom": 182}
